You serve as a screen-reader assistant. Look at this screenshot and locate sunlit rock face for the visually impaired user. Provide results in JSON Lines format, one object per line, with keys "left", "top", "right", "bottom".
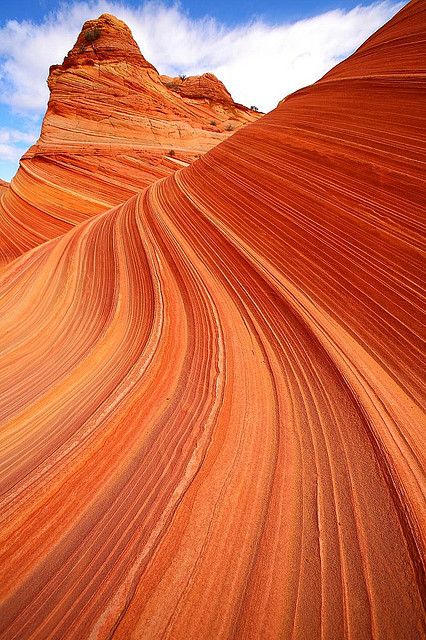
{"left": 0, "top": 1, "right": 425, "bottom": 639}
{"left": 0, "top": 13, "right": 259, "bottom": 266}
{"left": 162, "top": 71, "right": 238, "bottom": 103}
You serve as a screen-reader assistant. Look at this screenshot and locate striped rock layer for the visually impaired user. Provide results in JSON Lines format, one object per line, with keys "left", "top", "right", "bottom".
{"left": 0, "top": 1, "right": 425, "bottom": 639}
{"left": 0, "top": 14, "right": 259, "bottom": 266}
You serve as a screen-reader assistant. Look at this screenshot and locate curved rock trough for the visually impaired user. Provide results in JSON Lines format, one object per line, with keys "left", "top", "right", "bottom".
{"left": 0, "top": 1, "right": 425, "bottom": 638}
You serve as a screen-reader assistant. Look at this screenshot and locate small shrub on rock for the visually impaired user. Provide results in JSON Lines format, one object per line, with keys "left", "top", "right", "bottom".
{"left": 84, "top": 27, "right": 101, "bottom": 44}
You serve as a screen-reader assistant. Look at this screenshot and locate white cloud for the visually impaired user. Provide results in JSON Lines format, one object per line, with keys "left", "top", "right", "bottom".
{"left": 0, "top": 143, "right": 23, "bottom": 163}
{"left": 0, "top": 127, "right": 38, "bottom": 162}
{"left": 0, "top": 128, "right": 37, "bottom": 144}
{"left": 0, "top": 1, "right": 403, "bottom": 113}
{"left": 0, "top": 0, "right": 403, "bottom": 178}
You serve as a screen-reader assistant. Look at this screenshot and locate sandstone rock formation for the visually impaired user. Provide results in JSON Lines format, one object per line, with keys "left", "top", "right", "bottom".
{"left": 162, "top": 72, "right": 236, "bottom": 103}
{"left": 0, "top": 1, "right": 425, "bottom": 639}
{"left": 0, "top": 13, "right": 259, "bottom": 266}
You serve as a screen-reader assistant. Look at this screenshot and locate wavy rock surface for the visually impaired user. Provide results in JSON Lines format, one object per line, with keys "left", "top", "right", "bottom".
{"left": 0, "top": 1, "right": 425, "bottom": 638}
{"left": 0, "top": 14, "right": 258, "bottom": 266}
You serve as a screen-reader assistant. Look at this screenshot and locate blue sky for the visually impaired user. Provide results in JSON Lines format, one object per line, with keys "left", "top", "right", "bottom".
{"left": 0, "top": 0, "right": 385, "bottom": 25}
{"left": 0, "top": 1, "right": 403, "bottom": 181}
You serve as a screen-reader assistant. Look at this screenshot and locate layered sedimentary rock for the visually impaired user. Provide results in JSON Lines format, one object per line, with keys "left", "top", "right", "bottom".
{"left": 162, "top": 72, "right": 238, "bottom": 103}
{"left": 0, "top": 1, "right": 425, "bottom": 638}
{"left": 0, "top": 14, "right": 258, "bottom": 266}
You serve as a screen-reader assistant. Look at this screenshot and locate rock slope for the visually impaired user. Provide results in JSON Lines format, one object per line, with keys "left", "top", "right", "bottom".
{"left": 0, "top": 14, "right": 258, "bottom": 266}
{"left": 0, "top": 1, "right": 425, "bottom": 638}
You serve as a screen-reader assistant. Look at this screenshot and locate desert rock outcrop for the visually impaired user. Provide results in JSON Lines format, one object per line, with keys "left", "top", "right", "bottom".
{"left": 0, "top": 1, "right": 424, "bottom": 638}
{"left": 0, "top": 14, "right": 258, "bottom": 266}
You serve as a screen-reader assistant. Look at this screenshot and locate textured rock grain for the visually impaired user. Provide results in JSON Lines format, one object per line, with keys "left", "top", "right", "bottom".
{"left": 0, "top": 14, "right": 258, "bottom": 266}
{"left": 0, "top": 2, "right": 425, "bottom": 639}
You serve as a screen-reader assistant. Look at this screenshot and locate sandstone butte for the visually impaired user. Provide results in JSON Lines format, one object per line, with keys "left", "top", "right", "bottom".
{"left": 0, "top": 1, "right": 425, "bottom": 638}
{"left": 0, "top": 13, "right": 259, "bottom": 266}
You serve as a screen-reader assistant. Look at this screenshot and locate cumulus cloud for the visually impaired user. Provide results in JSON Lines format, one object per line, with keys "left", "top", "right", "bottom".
{"left": 0, "top": 0, "right": 403, "bottom": 177}
{"left": 0, "top": 1, "right": 403, "bottom": 113}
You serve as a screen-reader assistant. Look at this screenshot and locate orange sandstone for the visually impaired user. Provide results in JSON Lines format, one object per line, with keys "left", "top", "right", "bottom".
{"left": 0, "top": 14, "right": 259, "bottom": 266}
{"left": 0, "top": 2, "right": 425, "bottom": 639}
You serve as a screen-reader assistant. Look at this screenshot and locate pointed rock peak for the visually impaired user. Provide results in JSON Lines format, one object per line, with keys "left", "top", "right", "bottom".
{"left": 50, "top": 13, "right": 156, "bottom": 75}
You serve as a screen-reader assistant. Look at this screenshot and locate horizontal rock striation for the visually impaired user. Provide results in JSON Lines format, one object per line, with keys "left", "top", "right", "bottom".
{"left": 162, "top": 72, "right": 235, "bottom": 103}
{"left": 0, "top": 14, "right": 259, "bottom": 266}
{"left": 0, "top": 1, "right": 425, "bottom": 638}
